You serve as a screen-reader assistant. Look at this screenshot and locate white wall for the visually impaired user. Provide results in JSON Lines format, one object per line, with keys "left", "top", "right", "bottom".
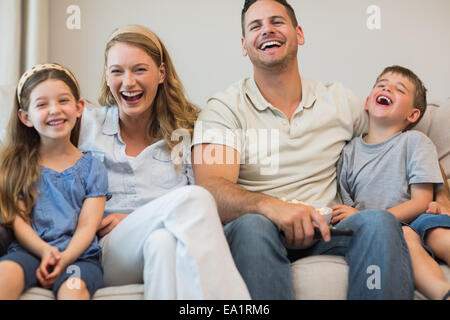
{"left": 48, "top": 0, "right": 450, "bottom": 108}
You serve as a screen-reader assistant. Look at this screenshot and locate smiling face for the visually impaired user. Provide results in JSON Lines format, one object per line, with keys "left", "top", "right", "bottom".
{"left": 106, "top": 42, "right": 166, "bottom": 120}
{"left": 18, "top": 79, "right": 84, "bottom": 144}
{"left": 365, "top": 72, "right": 420, "bottom": 131}
{"left": 241, "top": 0, "right": 304, "bottom": 71}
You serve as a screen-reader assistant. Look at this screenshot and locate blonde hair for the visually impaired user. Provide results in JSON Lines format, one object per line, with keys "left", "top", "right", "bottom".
{"left": 98, "top": 26, "right": 199, "bottom": 155}
{"left": 0, "top": 67, "right": 81, "bottom": 226}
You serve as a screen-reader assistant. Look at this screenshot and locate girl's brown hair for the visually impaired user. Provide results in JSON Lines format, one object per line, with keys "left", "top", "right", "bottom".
{"left": 98, "top": 29, "right": 200, "bottom": 157}
{"left": 0, "top": 67, "right": 81, "bottom": 226}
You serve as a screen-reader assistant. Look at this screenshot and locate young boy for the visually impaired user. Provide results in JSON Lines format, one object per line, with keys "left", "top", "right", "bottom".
{"left": 333, "top": 65, "right": 450, "bottom": 300}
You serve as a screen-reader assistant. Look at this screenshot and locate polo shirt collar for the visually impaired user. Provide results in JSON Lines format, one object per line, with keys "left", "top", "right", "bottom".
{"left": 102, "top": 106, "right": 120, "bottom": 136}
{"left": 246, "top": 76, "right": 317, "bottom": 112}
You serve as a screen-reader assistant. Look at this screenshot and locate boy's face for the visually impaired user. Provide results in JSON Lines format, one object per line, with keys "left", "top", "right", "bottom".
{"left": 365, "top": 72, "right": 420, "bottom": 129}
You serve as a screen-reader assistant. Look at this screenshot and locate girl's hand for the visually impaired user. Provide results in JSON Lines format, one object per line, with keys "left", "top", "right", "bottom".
{"left": 36, "top": 246, "right": 62, "bottom": 288}
{"left": 331, "top": 205, "right": 359, "bottom": 225}
{"left": 97, "top": 213, "right": 127, "bottom": 238}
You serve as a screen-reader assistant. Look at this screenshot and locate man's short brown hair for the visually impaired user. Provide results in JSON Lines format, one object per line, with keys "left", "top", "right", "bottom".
{"left": 241, "top": 0, "right": 298, "bottom": 36}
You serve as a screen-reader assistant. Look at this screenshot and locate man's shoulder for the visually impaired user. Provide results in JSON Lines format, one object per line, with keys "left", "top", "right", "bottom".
{"left": 207, "top": 78, "right": 250, "bottom": 108}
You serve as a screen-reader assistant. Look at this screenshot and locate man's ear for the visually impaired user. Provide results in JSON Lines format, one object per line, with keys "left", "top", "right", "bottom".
{"left": 407, "top": 108, "right": 421, "bottom": 124}
{"left": 296, "top": 25, "right": 305, "bottom": 46}
{"left": 241, "top": 37, "right": 248, "bottom": 57}
{"left": 18, "top": 109, "right": 33, "bottom": 128}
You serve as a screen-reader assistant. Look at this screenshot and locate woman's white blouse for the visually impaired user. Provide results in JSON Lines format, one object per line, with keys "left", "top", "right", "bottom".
{"left": 78, "top": 106, "right": 194, "bottom": 216}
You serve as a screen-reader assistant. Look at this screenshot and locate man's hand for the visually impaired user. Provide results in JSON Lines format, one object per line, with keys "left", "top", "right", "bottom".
{"left": 97, "top": 213, "right": 127, "bottom": 238}
{"left": 265, "top": 200, "right": 330, "bottom": 247}
{"left": 331, "top": 204, "right": 358, "bottom": 225}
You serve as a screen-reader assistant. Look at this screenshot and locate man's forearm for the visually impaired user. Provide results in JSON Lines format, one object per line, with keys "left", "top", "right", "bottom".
{"left": 198, "top": 177, "right": 274, "bottom": 224}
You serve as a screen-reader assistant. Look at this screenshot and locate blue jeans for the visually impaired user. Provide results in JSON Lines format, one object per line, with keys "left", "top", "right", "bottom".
{"left": 224, "top": 210, "right": 414, "bottom": 300}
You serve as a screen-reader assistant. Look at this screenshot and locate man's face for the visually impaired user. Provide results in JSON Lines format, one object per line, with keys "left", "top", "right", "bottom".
{"left": 241, "top": 0, "right": 304, "bottom": 71}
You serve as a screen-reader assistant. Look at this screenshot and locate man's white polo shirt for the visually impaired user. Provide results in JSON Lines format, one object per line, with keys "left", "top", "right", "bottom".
{"left": 193, "top": 77, "right": 368, "bottom": 207}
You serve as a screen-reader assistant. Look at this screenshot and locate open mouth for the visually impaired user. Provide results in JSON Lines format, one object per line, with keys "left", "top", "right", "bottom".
{"left": 376, "top": 95, "right": 393, "bottom": 106}
{"left": 259, "top": 40, "right": 283, "bottom": 51}
{"left": 47, "top": 119, "right": 67, "bottom": 126}
{"left": 121, "top": 91, "right": 144, "bottom": 103}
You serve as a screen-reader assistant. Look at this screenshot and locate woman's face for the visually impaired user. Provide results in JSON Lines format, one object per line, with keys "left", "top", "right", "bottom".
{"left": 106, "top": 42, "right": 165, "bottom": 120}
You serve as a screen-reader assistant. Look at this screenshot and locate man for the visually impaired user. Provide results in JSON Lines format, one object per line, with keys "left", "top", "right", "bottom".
{"left": 192, "top": 0, "right": 414, "bottom": 299}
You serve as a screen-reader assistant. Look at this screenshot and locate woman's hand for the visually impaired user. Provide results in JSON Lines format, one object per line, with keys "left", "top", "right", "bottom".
{"left": 97, "top": 213, "right": 127, "bottom": 238}
{"left": 331, "top": 205, "right": 359, "bottom": 225}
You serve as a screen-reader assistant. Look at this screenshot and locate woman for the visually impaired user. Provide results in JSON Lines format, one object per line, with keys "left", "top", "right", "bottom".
{"left": 78, "top": 25, "right": 250, "bottom": 299}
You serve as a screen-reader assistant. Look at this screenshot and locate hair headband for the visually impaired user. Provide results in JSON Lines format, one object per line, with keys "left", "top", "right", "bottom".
{"left": 17, "top": 63, "right": 80, "bottom": 106}
{"left": 107, "top": 25, "right": 163, "bottom": 60}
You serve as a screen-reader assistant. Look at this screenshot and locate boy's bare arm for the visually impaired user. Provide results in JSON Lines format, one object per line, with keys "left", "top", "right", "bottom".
{"left": 387, "top": 183, "right": 434, "bottom": 223}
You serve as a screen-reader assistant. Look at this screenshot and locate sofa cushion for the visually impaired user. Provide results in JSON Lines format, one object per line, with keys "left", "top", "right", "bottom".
{"left": 93, "top": 284, "right": 144, "bottom": 300}
{"left": 19, "top": 257, "right": 450, "bottom": 300}
{"left": 415, "top": 98, "right": 450, "bottom": 179}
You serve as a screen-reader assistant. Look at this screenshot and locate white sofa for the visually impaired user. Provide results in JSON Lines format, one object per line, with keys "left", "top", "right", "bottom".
{"left": 0, "top": 85, "right": 449, "bottom": 300}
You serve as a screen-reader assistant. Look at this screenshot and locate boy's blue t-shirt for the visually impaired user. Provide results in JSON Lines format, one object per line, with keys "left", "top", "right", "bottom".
{"left": 8, "top": 152, "right": 109, "bottom": 259}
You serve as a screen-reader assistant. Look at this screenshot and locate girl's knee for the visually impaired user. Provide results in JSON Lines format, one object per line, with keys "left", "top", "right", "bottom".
{"left": 57, "top": 278, "right": 90, "bottom": 300}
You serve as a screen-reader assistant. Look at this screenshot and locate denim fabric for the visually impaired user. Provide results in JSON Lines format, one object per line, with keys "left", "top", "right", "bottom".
{"left": 7, "top": 153, "right": 109, "bottom": 260}
{"left": 225, "top": 210, "right": 414, "bottom": 300}
{"left": 0, "top": 225, "right": 13, "bottom": 256}
{"left": 0, "top": 248, "right": 103, "bottom": 297}
{"left": 407, "top": 213, "right": 450, "bottom": 258}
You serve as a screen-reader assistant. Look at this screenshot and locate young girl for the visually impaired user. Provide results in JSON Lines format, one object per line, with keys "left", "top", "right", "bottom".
{"left": 0, "top": 64, "right": 109, "bottom": 300}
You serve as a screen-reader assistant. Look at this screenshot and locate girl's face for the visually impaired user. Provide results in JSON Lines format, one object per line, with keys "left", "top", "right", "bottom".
{"left": 105, "top": 42, "right": 166, "bottom": 120}
{"left": 18, "top": 79, "right": 84, "bottom": 144}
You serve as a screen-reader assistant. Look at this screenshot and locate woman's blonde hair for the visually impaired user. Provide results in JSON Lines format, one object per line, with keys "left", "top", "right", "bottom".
{"left": 98, "top": 27, "right": 199, "bottom": 155}
{"left": 0, "top": 67, "right": 81, "bottom": 226}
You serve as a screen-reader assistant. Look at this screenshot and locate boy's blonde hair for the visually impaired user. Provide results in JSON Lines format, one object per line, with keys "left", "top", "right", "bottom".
{"left": 0, "top": 67, "right": 81, "bottom": 226}
{"left": 375, "top": 65, "right": 427, "bottom": 130}
{"left": 98, "top": 27, "right": 199, "bottom": 157}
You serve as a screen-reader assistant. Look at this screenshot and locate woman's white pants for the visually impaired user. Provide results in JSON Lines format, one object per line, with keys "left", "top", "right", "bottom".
{"left": 99, "top": 185, "right": 250, "bottom": 299}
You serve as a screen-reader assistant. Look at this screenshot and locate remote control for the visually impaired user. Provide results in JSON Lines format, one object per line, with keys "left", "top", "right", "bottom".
{"left": 314, "top": 227, "right": 353, "bottom": 240}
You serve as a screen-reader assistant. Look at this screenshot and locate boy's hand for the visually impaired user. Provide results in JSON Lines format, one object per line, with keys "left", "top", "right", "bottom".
{"left": 331, "top": 205, "right": 359, "bottom": 225}
{"left": 426, "top": 201, "right": 450, "bottom": 216}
